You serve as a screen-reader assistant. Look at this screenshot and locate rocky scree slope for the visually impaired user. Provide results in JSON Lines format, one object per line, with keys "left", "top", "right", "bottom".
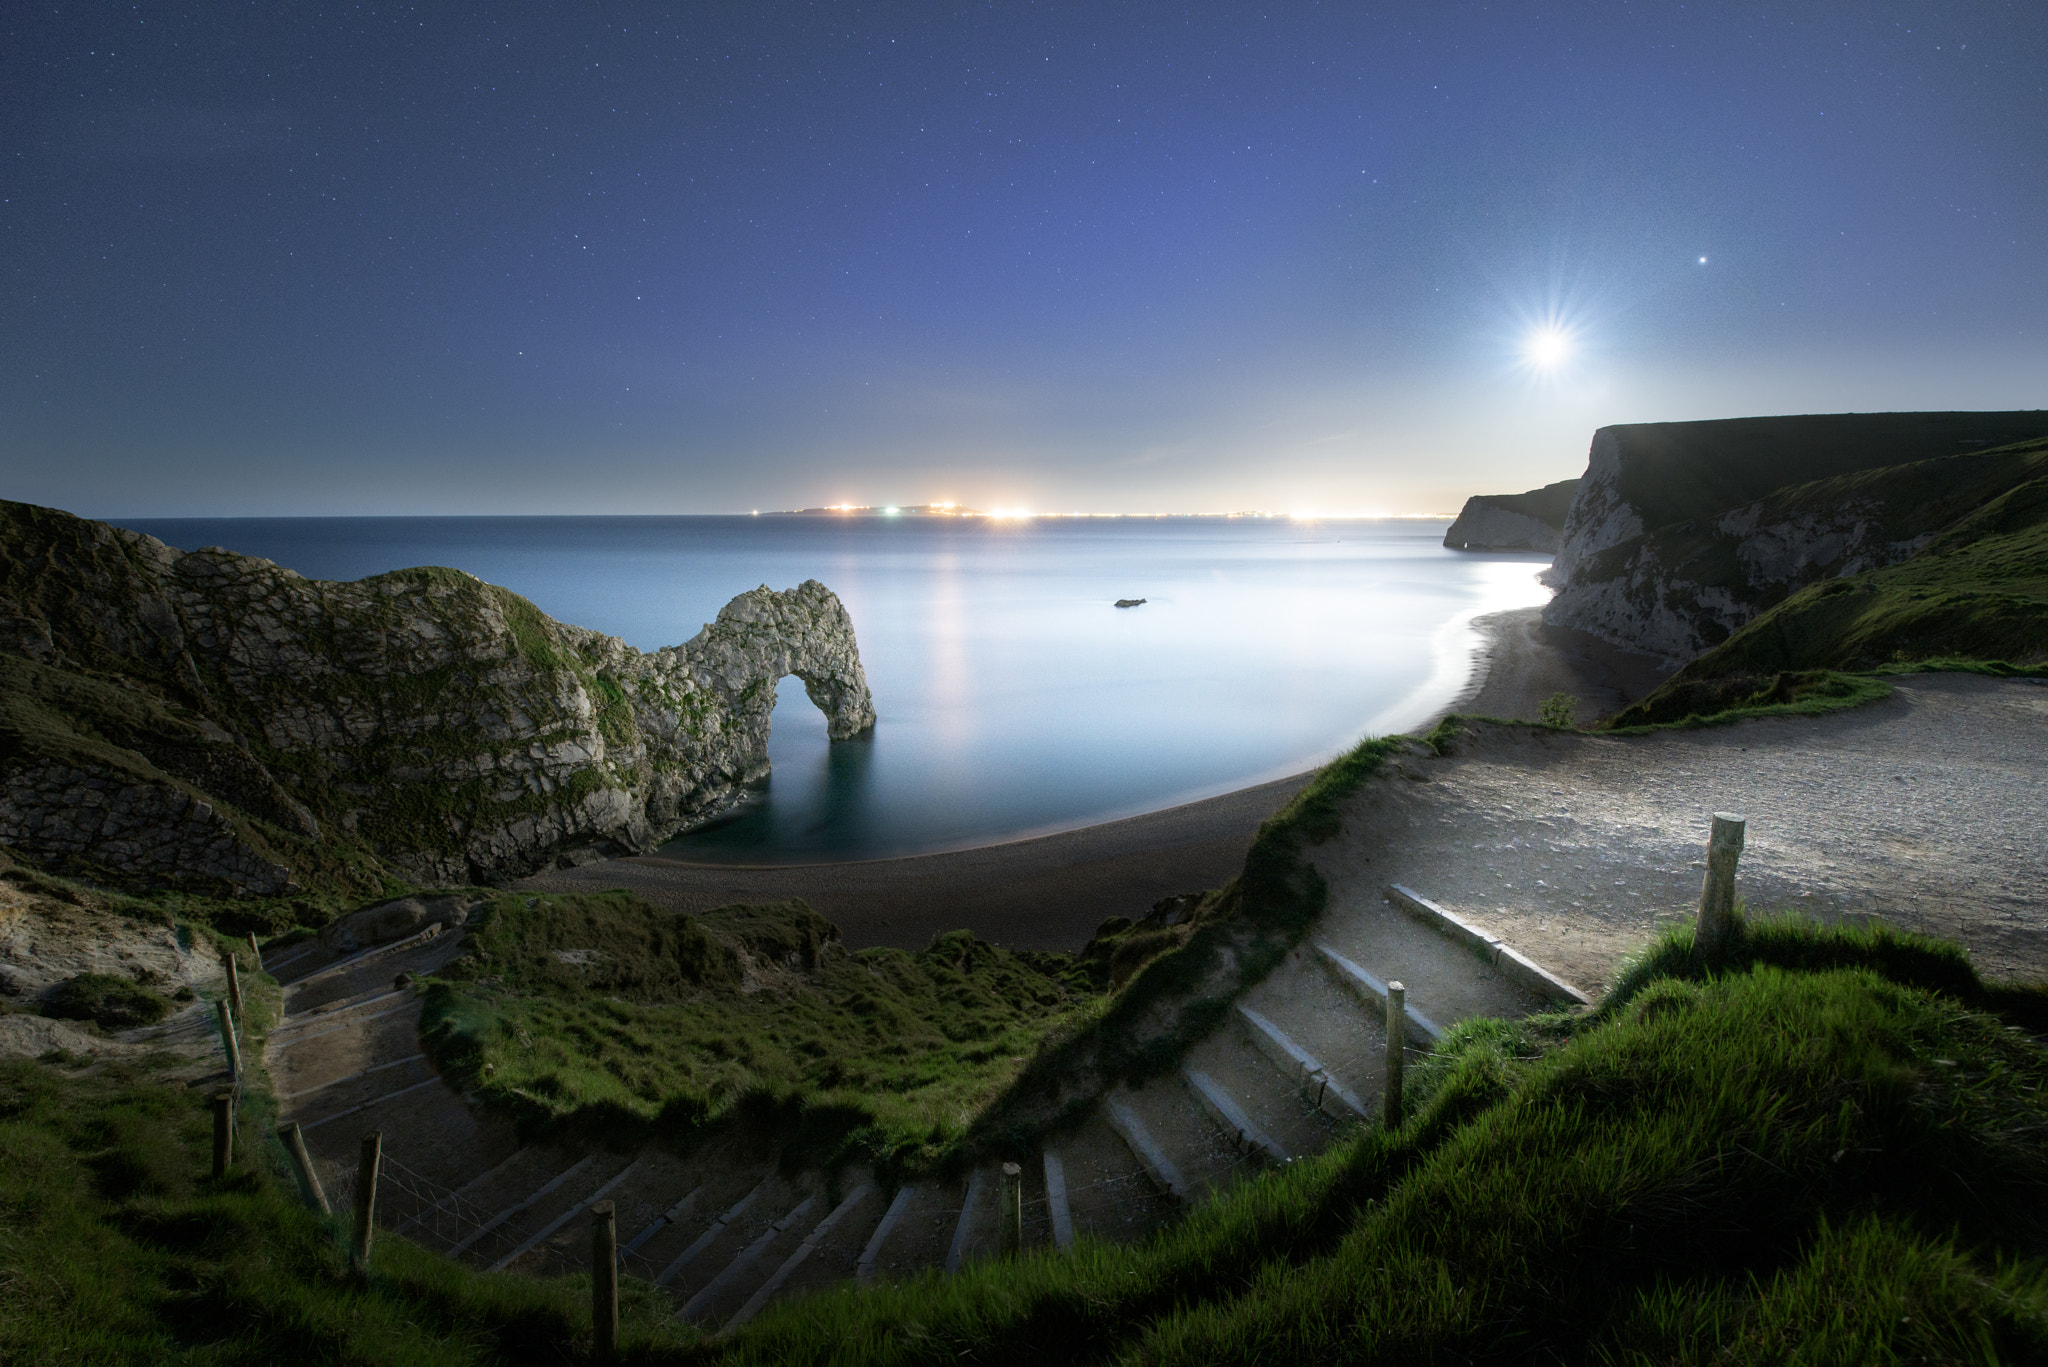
{"left": 1543, "top": 413, "right": 2048, "bottom": 663}
{"left": 0, "top": 500, "right": 874, "bottom": 895}
{"left": 1442, "top": 477, "right": 1579, "bottom": 552}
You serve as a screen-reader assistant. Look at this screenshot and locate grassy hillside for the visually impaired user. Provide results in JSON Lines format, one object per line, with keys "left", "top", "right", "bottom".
{"left": 421, "top": 892, "right": 1103, "bottom": 1174}
{"left": 12, "top": 915, "right": 2043, "bottom": 1364}
{"left": 1483, "top": 475, "right": 1580, "bottom": 526}
{"left": 1605, "top": 438, "right": 2048, "bottom": 725}
{"left": 1597, "top": 410, "right": 2048, "bottom": 534}
{"left": 0, "top": 1055, "right": 650, "bottom": 1365}
{"left": 723, "top": 916, "right": 2048, "bottom": 1366}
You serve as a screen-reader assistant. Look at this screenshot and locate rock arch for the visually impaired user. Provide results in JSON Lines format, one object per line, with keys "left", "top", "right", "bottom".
{"left": 0, "top": 500, "right": 881, "bottom": 888}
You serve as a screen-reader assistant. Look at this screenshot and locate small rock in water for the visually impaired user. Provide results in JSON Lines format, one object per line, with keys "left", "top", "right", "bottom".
{"left": 1114, "top": 597, "right": 1147, "bottom": 608}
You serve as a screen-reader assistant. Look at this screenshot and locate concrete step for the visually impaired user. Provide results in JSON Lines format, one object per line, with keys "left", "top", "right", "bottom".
{"left": 1318, "top": 891, "right": 1552, "bottom": 1030}
{"left": 447, "top": 1151, "right": 609, "bottom": 1259}
{"left": 1185, "top": 1009, "right": 1348, "bottom": 1152}
{"left": 1181, "top": 1069, "right": 1289, "bottom": 1165}
{"left": 1233, "top": 942, "right": 1389, "bottom": 1110}
{"left": 267, "top": 996, "right": 418, "bottom": 1053}
{"left": 1385, "top": 885, "right": 1593, "bottom": 1006}
{"left": 725, "top": 1182, "right": 880, "bottom": 1330}
{"left": 1315, "top": 943, "right": 1446, "bottom": 1046}
{"left": 489, "top": 1155, "right": 651, "bottom": 1273}
{"left": 284, "top": 929, "right": 466, "bottom": 1012}
{"left": 280, "top": 1051, "right": 429, "bottom": 1104}
{"left": 1234, "top": 1004, "right": 1368, "bottom": 1121}
{"left": 854, "top": 1184, "right": 923, "bottom": 1282}
{"left": 272, "top": 983, "right": 414, "bottom": 1034}
{"left": 393, "top": 1146, "right": 534, "bottom": 1244}
{"left": 678, "top": 1190, "right": 820, "bottom": 1324}
{"left": 266, "top": 996, "right": 425, "bottom": 1107}
{"left": 851, "top": 1178, "right": 957, "bottom": 1282}
{"left": 1039, "top": 1114, "right": 1177, "bottom": 1247}
{"left": 944, "top": 1168, "right": 992, "bottom": 1273}
{"left": 628, "top": 1161, "right": 777, "bottom": 1288}
{"left": 659, "top": 1172, "right": 810, "bottom": 1302}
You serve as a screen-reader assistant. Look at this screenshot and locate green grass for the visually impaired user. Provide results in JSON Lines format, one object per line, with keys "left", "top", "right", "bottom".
{"left": 967, "top": 735, "right": 1406, "bottom": 1155}
{"left": 1613, "top": 449, "right": 2048, "bottom": 725}
{"left": 421, "top": 892, "right": 1097, "bottom": 1175}
{"left": 10, "top": 914, "right": 2047, "bottom": 1363}
{"left": 40, "top": 972, "right": 174, "bottom": 1028}
{"left": 417, "top": 738, "right": 1406, "bottom": 1175}
{"left": 1604, "top": 667, "right": 1895, "bottom": 731}
{"left": 0, "top": 1057, "right": 674, "bottom": 1365}
{"left": 713, "top": 917, "right": 2048, "bottom": 1366}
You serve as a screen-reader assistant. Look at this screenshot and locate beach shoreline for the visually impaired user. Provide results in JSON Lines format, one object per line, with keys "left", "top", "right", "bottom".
{"left": 516, "top": 603, "right": 1674, "bottom": 951}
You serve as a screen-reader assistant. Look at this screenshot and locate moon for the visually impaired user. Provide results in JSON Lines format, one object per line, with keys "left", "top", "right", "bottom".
{"left": 1524, "top": 325, "right": 1573, "bottom": 370}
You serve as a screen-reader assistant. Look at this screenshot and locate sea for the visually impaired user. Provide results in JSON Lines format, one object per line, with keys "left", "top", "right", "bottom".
{"left": 118, "top": 515, "right": 1552, "bottom": 864}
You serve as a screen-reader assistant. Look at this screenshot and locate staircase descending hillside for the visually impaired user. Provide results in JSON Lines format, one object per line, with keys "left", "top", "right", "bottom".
{"left": 260, "top": 873, "right": 1589, "bottom": 1333}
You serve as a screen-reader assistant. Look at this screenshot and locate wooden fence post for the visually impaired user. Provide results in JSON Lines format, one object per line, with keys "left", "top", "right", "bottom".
{"left": 592, "top": 1200, "right": 619, "bottom": 1362}
{"left": 247, "top": 932, "right": 263, "bottom": 974}
{"left": 279, "top": 1122, "right": 331, "bottom": 1215}
{"left": 225, "top": 954, "right": 244, "bottom": 1021}
{"left": 352, "top": 1131, "right": 382, "bottom": 1274}
{"left": 214, "top": 1000, "right": 241, "bottom": 1082}
{"left": 997, "top": 1162, "right": 1022, "bottom": 1257}
{"left": 1696, "top": 813, "right": 1747, "bottom": 962}
{"left": 1383, "top": 981, "right": 1406, "bottom": 1129}
{"left": 212, "top": 1093, "right": 234, "bottom": 1178}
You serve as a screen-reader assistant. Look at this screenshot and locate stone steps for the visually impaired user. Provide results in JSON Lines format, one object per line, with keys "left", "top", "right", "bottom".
{"left": 257, "top": 874, "right": 1581, "bottom": 1327}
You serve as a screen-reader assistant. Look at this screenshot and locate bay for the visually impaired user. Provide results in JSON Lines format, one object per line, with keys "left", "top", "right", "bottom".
{"left": 118, "top": 515, "right": 1551, "bottom": 863}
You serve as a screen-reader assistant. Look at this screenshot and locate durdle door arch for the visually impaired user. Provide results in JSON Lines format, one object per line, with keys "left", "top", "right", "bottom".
{"left": 0, "top": 500, "right": 877, "bottom": 887}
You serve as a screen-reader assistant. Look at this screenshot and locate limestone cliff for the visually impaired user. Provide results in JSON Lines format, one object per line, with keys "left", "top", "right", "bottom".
{"left": 0, "top": 500, "right": 876, "bottom": 894}
{"left": 1543, "top": 413, "right": 2048, "bottom": 661}
{"left": 1442, "top": 478, "right": 1578, "bottom": 552}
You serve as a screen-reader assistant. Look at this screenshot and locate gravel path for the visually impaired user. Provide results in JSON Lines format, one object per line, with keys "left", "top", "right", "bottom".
{"left": 1314, "top": 673, "right": 2048, "bottom": 996}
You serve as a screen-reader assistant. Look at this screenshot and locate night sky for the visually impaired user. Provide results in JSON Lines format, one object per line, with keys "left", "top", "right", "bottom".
{"left": 5, "top": 3, "right": 2044, "bottom": 517}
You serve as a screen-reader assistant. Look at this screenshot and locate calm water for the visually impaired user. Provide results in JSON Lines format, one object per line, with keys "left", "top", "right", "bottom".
{"left": 120, "top": 515, "right": 1550, "bottom": 862}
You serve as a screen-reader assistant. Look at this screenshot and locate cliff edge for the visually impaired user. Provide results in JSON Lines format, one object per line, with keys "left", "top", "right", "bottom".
{"left": 1543, "top": 412, "right": 2048, "bottom": 663}
{"left": 0, "top": 500, "right": 876, "bottom": 895}
{"left": 1442, "top": 478, "right": 1578, "bottom": 552}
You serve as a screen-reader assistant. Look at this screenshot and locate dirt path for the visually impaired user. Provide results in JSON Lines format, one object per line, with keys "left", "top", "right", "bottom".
{"left": 1314, "top": 672, "right": 2048, "bottom": 995}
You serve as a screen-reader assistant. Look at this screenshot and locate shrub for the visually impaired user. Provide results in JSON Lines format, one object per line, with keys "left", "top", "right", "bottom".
{"left": 41, "top": 973, "right": 172, "bottom": 1028}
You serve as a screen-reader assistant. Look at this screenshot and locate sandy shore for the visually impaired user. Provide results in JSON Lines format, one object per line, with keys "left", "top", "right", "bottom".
{"left": 1447, "top": 606, "right": 1672, "bottom": 726}
{"left": 518, "top": 771, "right": 1315, "bottom": 952}
{"left": 517, "top": 604, "right": 1672, "bottom": 952}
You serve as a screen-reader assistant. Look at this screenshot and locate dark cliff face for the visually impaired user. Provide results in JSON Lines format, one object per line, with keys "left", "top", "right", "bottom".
{"left": 1542, "top": 414, "right": 2048, "bottom": 663}
{"left": 0, "top": 500, "right": 875, "bottom": 896}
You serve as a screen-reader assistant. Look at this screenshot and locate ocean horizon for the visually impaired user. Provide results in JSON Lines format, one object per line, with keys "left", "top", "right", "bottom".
{"left": 117, "top": 514, "right": 1552, "bottom": 863}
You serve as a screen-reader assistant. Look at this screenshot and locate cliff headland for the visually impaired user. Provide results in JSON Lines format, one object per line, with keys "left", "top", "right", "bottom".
{"left": 1454, "top": 412, "right": 2048, "bottom": 728}
{"left": 1441, "top": 476, "right": 1579, "bottom": 551}
{"left": 0, "top": 500, "right": 874, "bottom": 901}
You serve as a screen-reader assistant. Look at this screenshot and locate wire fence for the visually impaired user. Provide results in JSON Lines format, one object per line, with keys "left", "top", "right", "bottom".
{"left": 223, "top": 910, "right": 1428, "bottom": 1309}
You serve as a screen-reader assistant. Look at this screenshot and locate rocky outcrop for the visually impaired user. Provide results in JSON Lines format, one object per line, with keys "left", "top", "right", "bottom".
{"left": 1443, "top": 478, "right": 1578, "bottom": 552}
{"left": 1542, "top": 413, "right": 2048, "bottom": 661}
{"left": 0, "top": 500, "right": 876, "bottom": 892}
